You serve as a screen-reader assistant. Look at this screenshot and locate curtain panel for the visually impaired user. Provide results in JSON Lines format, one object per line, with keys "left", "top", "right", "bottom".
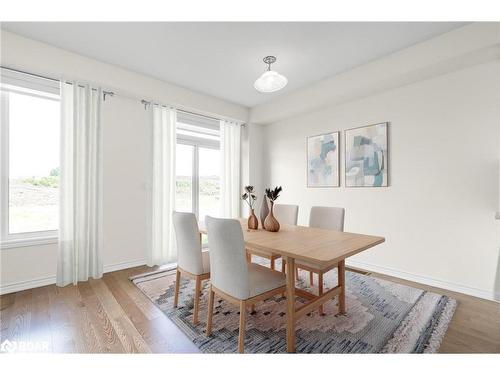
{"left": 149, "top": 105, "right": 177, "bottom": 266}
{"left": 220, "top": 120, "right": 241, "bottom": 219}
{"left": 57, "top": 81, "right": 103, "bottom": 286}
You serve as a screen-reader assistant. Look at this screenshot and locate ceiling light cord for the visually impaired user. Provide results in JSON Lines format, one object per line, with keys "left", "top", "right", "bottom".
{"left": 263, "top": 56, "right": 276, "bottom": 71}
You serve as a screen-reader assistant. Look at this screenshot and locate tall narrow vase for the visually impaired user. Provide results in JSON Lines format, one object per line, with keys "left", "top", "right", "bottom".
{"left": 260, "top": 196, "right": 269, "bottom": 229}
{"left": 264, "top": 201, "right": 280, "bottom": 232}
{"left": 248, "top": 208, "right": 258, "bottom": 230}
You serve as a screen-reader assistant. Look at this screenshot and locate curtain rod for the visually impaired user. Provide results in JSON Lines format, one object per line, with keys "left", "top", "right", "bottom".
{"left": 139, "top": 99, "right": 245, "bottom": 126}
{"left": 1, "top": 66, "right": 246, "bottom": 126}
{"left": 0, "top": 66, "right": 115, "bottom": 98}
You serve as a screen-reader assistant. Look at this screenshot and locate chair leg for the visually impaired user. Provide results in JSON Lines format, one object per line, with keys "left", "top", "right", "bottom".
{"left": 238, "top": 300, "right": 246, "bottom": 353}
{"left": 206, "top": 285, "right": 215, "bottom": 336}
{"left": 193, "top": 276, "right": 201, "bottom": 325}
{"left": 174, "top": 269, "right": 181, "bottom": 307}
{"left": 309, "top": 271, "right": 314, "bottom": 286}
{"left": 246, "top": 252, "right": 251, "bottom": 263}
{"left": 270, "top": 258, "right": 275, "bottom": 270}
{"left": 318, "top": 271, "right": 324, "bottom": 315}
{"left": 295, "top": 267, "right": 299, "bottom": 279}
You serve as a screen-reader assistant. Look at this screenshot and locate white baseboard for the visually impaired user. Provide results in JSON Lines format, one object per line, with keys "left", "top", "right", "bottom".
{"left": 103, "top": 259, "right": 147, "bottom": 273}
{"left": 0, "top": 275, "right": 56, "bottom": 295}
{"left": 3, "top": 257, "right": 499, "bottom": 302}
{"left": 347, "top": 259, "right": 500, "bottom": 302}
{"left": 0, "top": 259, "right": 147, "bottom": 295}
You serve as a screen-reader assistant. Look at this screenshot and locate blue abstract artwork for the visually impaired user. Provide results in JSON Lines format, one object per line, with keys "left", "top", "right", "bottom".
{"left": 307, "top": 132, "right": 339, "bottom": 187}
{"left": 345, "top": 123, "right": 388, "bottom": 187}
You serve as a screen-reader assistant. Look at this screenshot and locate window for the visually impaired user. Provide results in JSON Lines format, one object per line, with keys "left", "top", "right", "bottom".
{"left": 1, "top": 68, "right": 61, "bottom": 246}
{"left": 175, "top": 112, "right": 221, "bottom": 246}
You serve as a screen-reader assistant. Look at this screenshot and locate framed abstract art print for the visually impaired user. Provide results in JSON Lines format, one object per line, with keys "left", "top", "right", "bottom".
{"left": 307, "top": 131, "right": 340, "bottom": 187}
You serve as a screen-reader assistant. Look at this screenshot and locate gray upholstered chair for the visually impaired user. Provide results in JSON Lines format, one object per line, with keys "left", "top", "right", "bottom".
{"left": 204, "top": 216, "right": 287, "bottom": 353}
{"left": 172, "top": 211, "right": 210, "bottom": 325}
{"left": 247, "top": 204, "right": 299, "bottom": 272}
{"left": 295, "top": 206, "right": 345, "bottom": 314}
{"left": 274, "top": 204, "right": 299, "bottom": 227}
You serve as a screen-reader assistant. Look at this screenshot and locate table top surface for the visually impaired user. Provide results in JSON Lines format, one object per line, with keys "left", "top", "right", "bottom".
{"left": 199, "top": 219, "right": 385, "bottom": 267}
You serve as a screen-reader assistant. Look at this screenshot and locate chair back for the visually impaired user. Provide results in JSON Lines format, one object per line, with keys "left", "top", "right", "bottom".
{"left": 274, "top": 204, "right": 299, "bottom": 225}
{"left": 172, "top": 211, "right": 204, "bottom": 275}
{"left": 205, "top": 216, "right": 250, "bottom": 300}
{"left": 309, "top": 206, "right": 345, "bottom": 231}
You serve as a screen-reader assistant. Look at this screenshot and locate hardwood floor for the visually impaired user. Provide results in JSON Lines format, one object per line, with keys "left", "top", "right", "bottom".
{"left": 0, "top": 266, "right": 199, "bottom": 353}
{"left": 1, "top": 265, "right": 499, "bottom": 353}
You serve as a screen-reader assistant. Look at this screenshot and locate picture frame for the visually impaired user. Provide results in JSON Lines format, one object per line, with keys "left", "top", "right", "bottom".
{"left": 306, "top": 131, "right": 340, "bottom": 188}
{"left": 344, "top": 122, "right": 389, "bottom": 187}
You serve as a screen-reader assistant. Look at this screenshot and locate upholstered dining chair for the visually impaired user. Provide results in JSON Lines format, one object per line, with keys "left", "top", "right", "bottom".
{"left": 172, "top": 211, "right": 210, "bottom": 325}
{"left": 247, "top": 204, "right": 299, "bottom": 272}
{"left": 295, "top": 206, "right": 345, "bottom": 315}
{"left": 205, "top": 216, "right": 287, "bottom": 353}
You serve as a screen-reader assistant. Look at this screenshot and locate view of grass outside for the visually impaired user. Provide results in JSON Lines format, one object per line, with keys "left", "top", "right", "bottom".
{"left": 175, "top": 176, "right": 220, "bottom": 215}
{"left": 176, "top": 175, "right": 219, "bottom": 247}
{"left": 9, "top": 169, "right": 59, "bottom": 233}
{"left": 7, "top": 91, "right": 60, "bottom": 234}
{"left": 176, "top": 143, "right": 220, "bottom": 247}
{"left": 198, "top": 147, "right": 220, "bottom": 220}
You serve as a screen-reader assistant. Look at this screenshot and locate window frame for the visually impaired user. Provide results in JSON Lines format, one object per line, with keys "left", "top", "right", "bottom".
{"left": 0, "top": 72, "right": 61, "bottom": 249}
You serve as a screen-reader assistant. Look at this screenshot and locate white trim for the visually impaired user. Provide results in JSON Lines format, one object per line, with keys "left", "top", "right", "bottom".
{"left": 0, "top": 258, "right": 147, "bottom": 295}
{"left": 0, "top": 79, "right": 61, "bottom": 244}
{"left": 4, "top": 256, "right": 499, "bottom": 303}
{"left": 0, "top": 275, "right": 56, "bottom": 295}
{"left": 1, "top": 67, "right": 60, "bottom": 95}
{"left": 1, "top": 236, "right": 58, "bottom": 249}
{"left": 0, "top": 91, "right": 10, "bottom": 240}
{"left": 102, "top": 259, "right": 147, "bottom": 273}
{"left": 347, "top": 258, "right": 500, "bottom": 302}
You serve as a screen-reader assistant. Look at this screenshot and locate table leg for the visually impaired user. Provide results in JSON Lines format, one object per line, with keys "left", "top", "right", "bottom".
{"left": 285, "top": 256, "right": 296, "bottom": 353}
{"left": 338, "top": 259, "right": 346, "bottom": 314}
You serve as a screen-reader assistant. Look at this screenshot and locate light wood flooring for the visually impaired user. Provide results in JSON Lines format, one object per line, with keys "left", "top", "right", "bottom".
{"left": 1, "top": 265, "right": 499, "bottom": 353}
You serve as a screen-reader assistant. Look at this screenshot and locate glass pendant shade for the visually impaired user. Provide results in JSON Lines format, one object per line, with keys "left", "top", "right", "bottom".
{"left": 254, "top": 70, "right": 288, "bottom": 93}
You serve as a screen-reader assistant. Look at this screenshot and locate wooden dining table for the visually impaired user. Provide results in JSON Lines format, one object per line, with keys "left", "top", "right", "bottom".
{"left": 200, "top": 218, "right": 385, "bottom": 353}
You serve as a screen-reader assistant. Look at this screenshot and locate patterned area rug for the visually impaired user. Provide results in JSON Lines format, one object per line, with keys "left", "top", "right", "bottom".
{"left": 131, "top": 260, "right": 457, "bottom": 353}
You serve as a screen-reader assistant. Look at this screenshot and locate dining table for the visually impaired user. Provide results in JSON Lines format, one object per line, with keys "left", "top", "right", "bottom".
{"left": 200, "top": 218, "right": 385, "bottom": 353}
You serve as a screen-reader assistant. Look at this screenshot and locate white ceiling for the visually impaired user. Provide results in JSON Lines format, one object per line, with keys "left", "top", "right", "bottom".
{"left": 2, "top": 22, "right": 466, "bottom": 107}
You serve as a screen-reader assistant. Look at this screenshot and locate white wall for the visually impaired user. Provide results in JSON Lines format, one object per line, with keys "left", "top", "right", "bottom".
{"left": 101, "top": 96, "right": 152, "bottom": 269}
{"left": 262, "top": 61, "right": 500, "bottom": 300}
{"left": 240, "top": 123, "right": 266, "bottom": 217}
{"left": 0, "top": 31, "right": 248, "bottom": 293}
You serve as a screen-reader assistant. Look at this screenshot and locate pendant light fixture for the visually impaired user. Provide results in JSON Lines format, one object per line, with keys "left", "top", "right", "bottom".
{"left": 254, "top": 56, "right": 288, "bottom": 93}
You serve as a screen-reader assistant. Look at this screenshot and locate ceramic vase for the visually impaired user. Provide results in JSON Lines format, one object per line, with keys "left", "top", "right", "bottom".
{"left": 260, "top": 195, "right": 269, "bottom": 229}
{"left": 264, "top": 201, "right": 280, "bottom": 232}
{"left": 248, "top": 208, "right": 258, "bottom": 230}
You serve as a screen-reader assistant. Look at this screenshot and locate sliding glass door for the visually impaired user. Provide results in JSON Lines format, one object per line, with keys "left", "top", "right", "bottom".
{"left": 175, "top": 143, "right": 194, "bottom": 213}
{"left": 198, "top": 147, "right": 220, "bottom": 220}
{"left": 175, "top": 112, "right": 221, "bottom": 226}
{"left": 175, "top": 143, "right": 220, "bottom": 219}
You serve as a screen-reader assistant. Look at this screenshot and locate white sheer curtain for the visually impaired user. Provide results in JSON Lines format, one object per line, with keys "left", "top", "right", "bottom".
{"left": 220, "top": 120, "right": 241, "bottom": 218}
{"left": 57, "top": 81, "right": 103, "bottom": 287}
{"left": 149, "top": 104, "right": 177, "bottom": 266}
